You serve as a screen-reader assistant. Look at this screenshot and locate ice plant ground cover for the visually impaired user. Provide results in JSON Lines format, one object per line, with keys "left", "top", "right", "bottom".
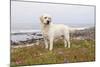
{"left": 11, "top": 39, "right": 95, "bottom": 66}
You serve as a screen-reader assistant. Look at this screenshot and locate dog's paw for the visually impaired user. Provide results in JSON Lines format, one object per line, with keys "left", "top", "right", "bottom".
{"left": 49, "top": 48, "right": 53, "bottom": 51}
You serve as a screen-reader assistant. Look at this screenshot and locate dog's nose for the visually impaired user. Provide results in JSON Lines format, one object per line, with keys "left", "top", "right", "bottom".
{"left": 47, "top": 20, "right": 50, "bottom": 24}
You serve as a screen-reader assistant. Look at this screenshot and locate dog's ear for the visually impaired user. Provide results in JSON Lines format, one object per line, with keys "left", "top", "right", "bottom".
{"left": 40, "top": 16, "right": 43, "bottom": 22}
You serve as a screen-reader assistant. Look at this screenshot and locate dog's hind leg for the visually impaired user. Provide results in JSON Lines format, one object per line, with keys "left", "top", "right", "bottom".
{"left": 64, "top": 33, "right": 70, "bottom": 48}
{"left": 64, "top": 38, "right": 70, "bottom": 48}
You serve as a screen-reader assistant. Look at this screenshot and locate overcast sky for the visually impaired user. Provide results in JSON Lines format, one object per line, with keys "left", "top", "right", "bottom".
{"left": 11, "top": 1, "right": 95, "bottom": 31}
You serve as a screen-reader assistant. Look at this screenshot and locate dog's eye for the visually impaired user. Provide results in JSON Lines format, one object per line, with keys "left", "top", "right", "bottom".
{"left": 44, "top": 17, "right": 47, "bottom": 19}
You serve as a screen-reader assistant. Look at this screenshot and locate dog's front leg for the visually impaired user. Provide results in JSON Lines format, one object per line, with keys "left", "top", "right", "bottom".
{"left": 49, "top": 37, "right": 54, "bottom": 51}
{"left": 44, "top": 37, "right": 48, "bottom": 49}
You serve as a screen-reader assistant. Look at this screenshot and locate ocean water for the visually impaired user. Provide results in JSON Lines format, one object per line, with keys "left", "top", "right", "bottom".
{"left": 11, "top": 29, "right": 41, "bottom": 42}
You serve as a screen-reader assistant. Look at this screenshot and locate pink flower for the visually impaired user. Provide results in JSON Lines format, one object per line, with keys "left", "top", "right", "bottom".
{"left": 15, "top": 60, "right": 23, "bottom": 64}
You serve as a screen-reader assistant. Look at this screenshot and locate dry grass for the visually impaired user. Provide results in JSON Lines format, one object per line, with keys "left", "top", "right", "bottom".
{"left": 11, "top": 39, "right": 95, "bottom": 67}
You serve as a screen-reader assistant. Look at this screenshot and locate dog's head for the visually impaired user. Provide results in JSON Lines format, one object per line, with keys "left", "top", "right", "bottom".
{"left": 40, "top": 14, "right": 52, "bottom": 25}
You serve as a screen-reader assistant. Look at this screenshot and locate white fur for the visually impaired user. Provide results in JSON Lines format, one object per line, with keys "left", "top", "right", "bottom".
{"left": 40, "top": 14, "right": 70, "bottom": 51}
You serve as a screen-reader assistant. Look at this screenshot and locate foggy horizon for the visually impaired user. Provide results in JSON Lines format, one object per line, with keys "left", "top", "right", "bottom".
{"left": 11, "top": 1, "right": 95, "bottom": 31}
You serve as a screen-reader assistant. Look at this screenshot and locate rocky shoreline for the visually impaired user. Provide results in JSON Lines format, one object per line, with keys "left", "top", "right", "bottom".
{"left": 11, "top": 27, "right": 95, "bottom": 48}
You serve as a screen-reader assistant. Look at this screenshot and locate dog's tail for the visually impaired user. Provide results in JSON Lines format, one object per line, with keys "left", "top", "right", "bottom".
{"left": 69, "top": 27, "right": 87, "bottom": 32}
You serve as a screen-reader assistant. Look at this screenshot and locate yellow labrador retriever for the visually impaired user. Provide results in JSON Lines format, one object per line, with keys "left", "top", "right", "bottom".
{"left": 39, "top": 14, "right": 70, "bottom": 51}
